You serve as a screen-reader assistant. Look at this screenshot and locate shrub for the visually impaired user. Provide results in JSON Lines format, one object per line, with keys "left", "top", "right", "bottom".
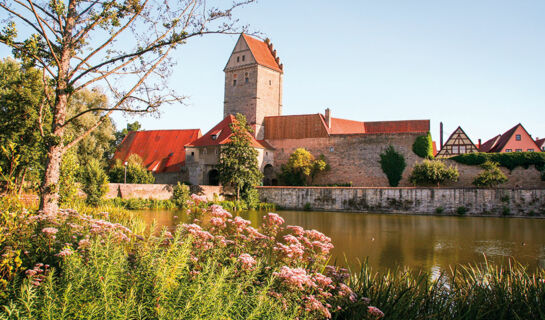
{"left": 451, "top": 152, "right": 545, "bottom": 171}
{"left": 108, "top": 154, "right": 155, "bottom": 184}
{"left": 280, "top": 148, "right": 329, "bottom": 186}
{"left": 456, "top": 206, "right": 468, "bottom": 215}
{"left": 80, "top": 159, "right": 109, "bottom": 206}
{"left": 435, "top": 207, "right": 444, "bottom": 214}
{"left": 472, "top": 161, "right": 508, "bottom": 187}
{"left": 409, "top": 159, "right": 459, "bottom": 186}
{"left": 379, "top": 146, "right": 406, "bottom": 187}
{"left": 412, "top": 132, "right": 434, "bottom": 159}
{"left": 172, "top": 182, "right": 191, "bottom": 208}
{"left": 304, "top": 202, "right": 312, "bottom": 211}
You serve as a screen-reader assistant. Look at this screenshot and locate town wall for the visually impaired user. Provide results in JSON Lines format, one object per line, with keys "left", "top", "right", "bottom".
{"left": 268, "top": 133, "right": 423, "bottom": 187}
{"left": 105, "top": 184, "right": 223, "bottom": 201}
{"left": 257, "top": 186, "right": 545, "bottom": 216}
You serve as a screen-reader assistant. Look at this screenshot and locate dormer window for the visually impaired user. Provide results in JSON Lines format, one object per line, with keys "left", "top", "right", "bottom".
{"left": 516, "top": 134, "right": 521, "bottom": 141}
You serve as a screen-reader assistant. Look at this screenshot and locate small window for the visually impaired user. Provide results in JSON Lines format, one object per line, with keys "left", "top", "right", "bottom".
{"left": 191, "top": 152, "right": 195, "bottom": 156}
{"left": 515, "top": 149, "right": 522, "bottom": 152}
{"left": 516, "top": 134, "right": 521, "bottom": 141}
{"left": 528, "top": 149, "right": 534, "bottom": 152}
{"left": 459, "top": 146, "right": 466, "bottom": 154}
{"left": 215, "top": 149, "right": 218, "bottom": 155}
{"left": 211, "top": 134, "right": 217, "bottom": 140}
{"left": 329, "top": 147, "right": 334, "bottom": 152}
{"left": 203, "top": 148, "right": 207, "bottom": 155}
{"left": 233, "top": 79, "right": 237, "bottom": 86}
{"left": 245, "top": 74, "right": 249, "bottom": 83}
{"left": 505, "top": 149, "right": 512, "bottom": 152}
{"left": 266, "top": 151, "right": 268, "bottom": 156}
{"left": 269, "top": 80, "right": 272, "bottom": 85}
{"left": 242, "top": 55, "right": 245, "bottom": 61}
{"left": 237, "top": 56, "right": 240, "bottom": 62}
{"left": 452, "top": 146, "right": 459, "bottom": 153}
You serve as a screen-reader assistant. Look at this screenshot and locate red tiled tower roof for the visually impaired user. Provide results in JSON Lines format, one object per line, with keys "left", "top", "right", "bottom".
{"left": 187, "top": 115, "right": 270, "bottom": 149}
{"left": 112, "top": 129, "right": 201, "bottom": 173}
{"left": 242, "top": 34, "right": 283, "bottom": 73}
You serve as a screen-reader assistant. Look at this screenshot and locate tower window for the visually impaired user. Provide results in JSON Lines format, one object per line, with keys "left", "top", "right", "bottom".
{"left": 245, "top": 73, "right": 249, "bottom": 83}
{"left": 237, "top": 56, "right": 240, "bottom": 62}
{"left": 233, "top": 79, "right": 237, "bottom": 86}
{"left": 242, "top": 55, "right": 245, "bottom": 61}
{"left": 269, "top": 80, "right": 272, "bottom": 85}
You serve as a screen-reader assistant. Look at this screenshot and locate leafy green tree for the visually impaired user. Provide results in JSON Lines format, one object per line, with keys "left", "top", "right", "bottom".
{"left": 217, "top": 114, "right": 263, "bottom": 200}
{"left": 379, "top": 146, "right": 406, "bottom": 187}
{"left": 108, "top": 154, "right": 155, "bottom": 184}
{"left": 0, "top": 59, "right": 49, "bottom": 192}
{"left": 172, "top": 182, "right": 191, "bottom": 208}
{"left": 472, "top": 161, "right": 508, "bottom": 187}
{"left": 280, "top": 148, "right": 329, "bottom": 186}
{"left": 409, "top": 159, "right": 459, "bottom": 186}
{"left": 0, "top": 0, "right": 254, "bottom": 214}
{"left": 80, "top": 159, "right": 109, "bottom": 206}
{"left": 412, "top": 132, "right": 434, "bottom": 159}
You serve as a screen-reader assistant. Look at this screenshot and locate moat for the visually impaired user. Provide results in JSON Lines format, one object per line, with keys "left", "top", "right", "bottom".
{"left": 137, "top": 209, "right": 545, "bottom": 272}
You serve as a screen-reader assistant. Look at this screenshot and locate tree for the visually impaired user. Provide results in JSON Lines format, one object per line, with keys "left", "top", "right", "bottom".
{"left": 379, "top": 145, "right": 406, "bottom": 187}
{"left": 280, "top": 148, "right": 329, "bottom": 186}
{"left": 217, "top": 113, "right": 263, "bottom": 200}
{"left": 108, "top": 154, "right": 154, "bottom": 184}
{"left": 472, "top": 161, "right": 508, "bottom": 187}
{"left": 0, "top": 0, "right": 254, "bottom": 213}
{"left": 412, "top": 132, "right": 434, "bottom": 159}
{"left": 80, "top": 158, "right": 108, "bottom": 206}
{"left": 409, "top": 159, "right": 459, "bottom": 186}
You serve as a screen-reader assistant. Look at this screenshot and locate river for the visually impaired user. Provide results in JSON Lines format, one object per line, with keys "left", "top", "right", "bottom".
{"left": 136, "top": 209, "right": 545, "bottom": 273}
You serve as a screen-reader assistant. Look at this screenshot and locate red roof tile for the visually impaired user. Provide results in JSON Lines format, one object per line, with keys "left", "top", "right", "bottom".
{"left": 327, "top": 116, "right": 429, "bottom": 135}
{"left": 479, "top": 134, "right": 501, "bottom": 152}
{"left": 188, "top": 115, "right": 270, "bottom": 149}
{"left": 113, "top": 129, "right": 201, "bottom": 173}
{"left": 479, "top": 123, "right": 540, "bottom": 153}
{"left": 242, "top": 34, "right": 283, "bottom": 73}
{"left": 535, "top": 138, "right": 545, "bottom": 150}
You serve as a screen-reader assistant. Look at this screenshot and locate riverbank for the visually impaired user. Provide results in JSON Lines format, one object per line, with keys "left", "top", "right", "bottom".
{"left": 258, "top": 186, "right": 545, "bottom": 216}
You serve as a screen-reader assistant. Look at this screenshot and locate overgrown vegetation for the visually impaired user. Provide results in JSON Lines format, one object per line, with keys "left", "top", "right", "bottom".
{"left": 172, "top": 182, "right": 191, "bottom": 208}
{"left": 280, "top": 148, "right": 329, "bottom": 186}
{"left": 347, "top": 259, "right": 545, "bottom": 320}
{"left": 472, "top": 161, "right": 508, "bottom": 187}
{"left": 80, "top": 159, "right": 109, "bottom": 206}
{"left": 379, "top": 146, "right": 406, "bottom": 187}
{"left": 409, "top": 160, "right": 459, "bottom": 186}
{"left": 451, "top": 152, "right": 545, "bottom": 171}
{"left": 412, "top": 132, "right": 434, "bottom": 159}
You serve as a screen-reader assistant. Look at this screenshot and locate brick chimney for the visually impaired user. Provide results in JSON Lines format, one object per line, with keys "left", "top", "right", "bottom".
{"left": 325, "top": 108, "right": 331, "bottom": 128}
{"left": 478, "top": 139, "right": 482, "bottom": 149}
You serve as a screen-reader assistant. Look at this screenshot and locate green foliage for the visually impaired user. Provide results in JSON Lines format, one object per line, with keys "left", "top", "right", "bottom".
{"left": 103, "top": 198, "right": 176, "bottom": 210}
{"left": 435, "top": 207, "right": 444, "bottom": 214}
{"left": 412, "top": 132, "right": 434, "bottom": 159}
{"left": 451, "top": 152, "right": 545, "bottom": 171}
{"left": 304, "top": 202, "right": 312, "bottom": 211}
{"left": 409, "top": 159, "right": 459, "bottom": 186}
{"left": 456, "top": 206, "right": 468, "bottom": 215}
{"left": 80, "top": 159, "right": 109, "bottom": 206}
{"left": 280, "top": 148, "right": 329, "bottom": 186}
{"left": 344, "top": 259, "right": 545, "bottom": 320}
{"left": 108, "top": 154, "right": 155, "bottom": 184}
{"left": 172, "top": 182, "right": 191, "bottom": 208}
{"left": 472, "top": 161, "right": 508, "bottom": 187}
{"left": 379, "top": 146, "right": 406, "bottom": 187}
{"left": 58, "top": 150, "right": 81, "bottom": 205}
{"left": 217, "top": 114, "right": 263, "bottom": 200}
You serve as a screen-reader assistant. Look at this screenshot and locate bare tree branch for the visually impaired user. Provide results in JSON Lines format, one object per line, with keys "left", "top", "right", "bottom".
{"left": 26, "top": 0, "right": 61, "bottom": 67}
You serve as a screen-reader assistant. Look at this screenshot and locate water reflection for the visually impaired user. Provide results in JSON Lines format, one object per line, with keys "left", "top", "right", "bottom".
{"left": 136, "top": 209, "right": 545, "bottom": 272}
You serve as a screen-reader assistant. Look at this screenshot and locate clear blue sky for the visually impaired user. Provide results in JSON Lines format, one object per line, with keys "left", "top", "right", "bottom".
{"left": 2, "top": 1, "right": 544, "bottom": 143}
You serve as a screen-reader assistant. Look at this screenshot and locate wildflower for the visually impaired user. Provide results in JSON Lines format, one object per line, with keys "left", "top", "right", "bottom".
{"left": 42, "top": 227, "right": 58, "bottom": 238}
{"left": 190, "top": 194, "right": 207, "bottom": 205}
{"left": 264, "top": 212, "right": 284, "bottom": 226}
{"left": 163, "top": 231, "right": 174, "bottom": 239}
{"left": 78, "top": 238, "right": 91, "bottom": 250}
{"left": 274, "top": 266, "right": 315, "bottom": 290}
{"left": 56, "top": 248, "right": 73, "bottom": 257}
{"left": 367, "top": 306, "right": 384, "bottom": 319}
{"left": 286, "top": 225, "right": 305, "bottom": 236}
{"left": 304, "top": 295, "right": 331, "bottom": 318}
{"left": 238, "top": 253, "right": 257, "bottom": 271}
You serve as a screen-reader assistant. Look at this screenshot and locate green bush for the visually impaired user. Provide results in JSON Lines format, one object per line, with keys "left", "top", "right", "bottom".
{"left": 412, "top": 132, "right": 434, "bottom": 159}
{"left": 472, "top": 161, "right": 508, "bottom": 187}
{"left": 280, "top": 148, "right": 329, "bottom": 186}
{"left": 451, "top": 152, "right": 545, "bottom": 171}
{"left": 456, "top": 206, "right": 468, "bottom": 215}
{"left": 108, "top": 154, "right": 155, "bottom": 184}
{"left": 80, "top": 159, "right": 109, "bottom": 206}
{"left": 172, "top": 182, "right": 191, "bottom": 208}
{"left": 379, "top": 146, "right": 406, "bottom": 187}
{"left": 409, "top": 159, "right": 459, "bottom": 186}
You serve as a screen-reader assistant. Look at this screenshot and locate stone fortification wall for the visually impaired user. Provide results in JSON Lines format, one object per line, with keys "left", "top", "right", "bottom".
{"left": 258, "top": 186, "right": 545, "bottom": 216}
{"left": 268, "top": 133, "right": 422, "bottom": 187}
{"left": 105, "top": 184, "right": 223, "bottom": 201}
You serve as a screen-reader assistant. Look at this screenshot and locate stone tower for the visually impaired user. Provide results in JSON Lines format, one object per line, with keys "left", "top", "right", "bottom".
{"left": 223, "top": 34, "right": 283, "bottom": 139}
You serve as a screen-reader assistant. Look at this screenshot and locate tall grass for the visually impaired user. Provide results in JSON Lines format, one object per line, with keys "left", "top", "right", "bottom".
{"left": 0, "top": 232, "right": 300, "bottom": 320}
{"left": 341, "top": 259, "right": 545, "bottom": 320}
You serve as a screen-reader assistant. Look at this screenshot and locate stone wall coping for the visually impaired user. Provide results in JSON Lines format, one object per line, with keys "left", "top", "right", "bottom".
{"left": 256, "top": 186, "right": 545, "bottom": 191}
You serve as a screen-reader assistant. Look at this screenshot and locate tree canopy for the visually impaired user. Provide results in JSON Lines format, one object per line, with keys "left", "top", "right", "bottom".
{"left": 280, "top": 148, "right": 328, "bottom": 186}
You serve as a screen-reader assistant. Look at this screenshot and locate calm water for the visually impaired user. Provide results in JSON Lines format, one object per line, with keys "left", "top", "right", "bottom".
{"left": 136, "top": 209, "right": 545, "bottom": 272}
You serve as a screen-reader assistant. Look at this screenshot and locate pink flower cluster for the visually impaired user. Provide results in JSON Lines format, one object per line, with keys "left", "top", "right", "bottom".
{"left": 368, "top": 306, "right": 385, "bottom": 319}
{"left": 274, "top": 266, "right": 315, "bottom": 290}
{"left": 42, "top": 227, "right": 58, "bottom": 239}
{"left": 191, "top": 194, "right": 207, "bottom": 205}
{"left": 237, "top": 253, "right": 257, "bottom": 271}
{"left": 25, "top": 263, "right": 49, "bottom": 286}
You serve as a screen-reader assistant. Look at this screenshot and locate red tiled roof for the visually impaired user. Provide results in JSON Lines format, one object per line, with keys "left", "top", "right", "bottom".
{"left": 479, "top": 123, "right": 540, "bottom": 153}
{"left": 326, "top": 116, "right": 429, "bottom": 135}
{"left": 329, "top": 117, "right": 365, "bottom": 134}
{"left": 479, "top": 134, "right": 501, "bottom": 152}
{"left": 113, "top": 129, "right": 201, "bottom": 173}
{"left": 432, "top": 141, "right": 438, "bottom": 156}
{"left": 242, "top": 34, "right": 283, "bottom": 73}
{"left": 188, "top": 115, "right": 270, "bottom": 149}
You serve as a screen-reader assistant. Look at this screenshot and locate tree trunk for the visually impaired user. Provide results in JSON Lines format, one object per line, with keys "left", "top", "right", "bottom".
{"left": 17, "top": 168, "right": 27, "bottom": 196}
{"left": 39, "top": 142, "right": 65, "bottom": 213}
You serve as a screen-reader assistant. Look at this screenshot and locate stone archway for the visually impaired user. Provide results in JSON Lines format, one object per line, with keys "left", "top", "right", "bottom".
{"left": 263, "top": 164, "right": 274, "bottom": 186}
{"left": 208, "top": 169, "right": 219, "bottom": 186}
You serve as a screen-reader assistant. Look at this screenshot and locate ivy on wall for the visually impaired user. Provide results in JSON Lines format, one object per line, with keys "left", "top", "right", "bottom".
{"left": 412, "top": 132, "right": 434, "bottom": 159}
{"left": 451, "top": 152, "right": 545, "bottom": 171}
{"left": 379, "top": 146, "right": 406, "bottom": 187}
